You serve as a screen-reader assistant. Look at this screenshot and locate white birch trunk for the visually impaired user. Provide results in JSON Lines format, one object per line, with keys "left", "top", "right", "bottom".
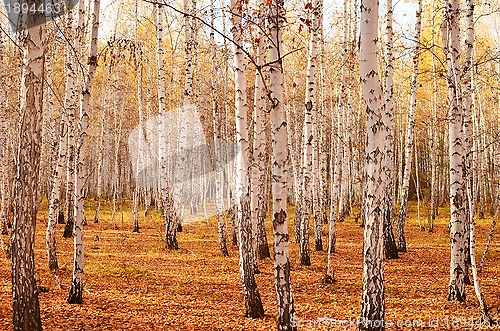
{"left": 111, "top": 75, "right": 122, "bottom": 231}
{"left": 383, "top": 0, "right": 399, "bottom": 259}
{"left": 251, "top": 0, "right": 270, "bottom": 261}
{"left": 269, "top": 0, "right": 296, "bottom": 327}
{"left": 443, "top": 0, "right": 467, "bottom": 302}
{"left": 429, "top": 1, "right": 439, "bottom": 230}
{"left": 68, "top": 0, "right": 101, "bottom": 304}
{"left": 94, "top": 117, "right": 104, "bottom": 224}
{"left": 312, "top": 117, "right": 322, "bottom": 250}
{"left": 132, "top": 0, "right": 142, "bottom": 233}
{"left": 0, "top": 30, "right": 10, "bottom": 257}
{"left": 359, "top": 0, "right": 386, "bottom": 326}
{"left": 212, "top": 0, "right": 229, "bottom": 256}
{"left": 396, "top": 0, "right": 423, "bottom": 252}
{"left": 466, "top": 181, "right": 490, "bottom": 320}
{"left": 318, "top": 23, "right": 329, "bottom": 227}
{"left": 326, "top": 103, "right": 343, "bottom": 280}
{"left": 479, "top": 206, "right": 498, "bottom": 273}
{"left": 46, "top": 27, "right": 71, "bottom": 266}
{"left": 287, "top": 105, "right": 302, "bottom": 243}
{"left": 327, "top": 0, "right": 348, "bottom": 275}
{"left": 11, "top": 10, "right": 45, "bottom": 329}
{"left": 339, "top": 107, "right": 351, "bottom": 221}
{"left": 300, "top": 0, "right": 321, "bottom": 266}
{"left": 73, "top": 0, "right": 87, "bottom": 229}
{"left": 230, "top": 0, "right": 264, "bottom": 318}
{"left": 157, "top": 4, "right": 179, "bottom": 250}
{"left": 415, "top": 138, "right": 422, "bottom": 230}
{"left": 62, "top": 10, "right": 78, "bottom": 239}
{"left": 462, "top": 0, "right": 475, "bottom": 283}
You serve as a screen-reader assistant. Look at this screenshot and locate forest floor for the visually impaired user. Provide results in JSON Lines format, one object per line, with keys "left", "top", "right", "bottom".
{"left": 0, "top": 199, "right": 499, "bottom": 330}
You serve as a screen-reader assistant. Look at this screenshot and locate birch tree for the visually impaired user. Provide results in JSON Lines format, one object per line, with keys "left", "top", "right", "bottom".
{"left": 251, "top": 0, "right": 270, "bottom": 260}
{"left": 155, "top": 4, "right": 180, "bottom": 249}
{"left": 230, "top": 0, "right": 264, "bottom": 317}
{"left": 311, "top": 0, "right": 323, "bottom": 253}
{"left": 67, "top": 0, "right": 101, "bottom": 304}
{"left": 326, "top": 0, "right": 348, "bottom": 279}
{"left": 11, "top": 8, "right": 45, "bottom": 329}
{"left": 0, "top": 31, "right": 10, "bottom": 258}
{"left": 46, "top": 8, "right": 77, "bottom": 270}
{"left": 383, "top": 0, "right": 398, "bottom": 259}
{"left": 156, "top": 4, "right": 170, "bottom": 246}
{"left": 62, "top": 10, "right": 79, "bottom": 239}
{"left": 462, "top": 0, "right": 475, "bottom": 283}
{"left": 396, "top": 0, "right": 423, "bottom": 253}
{"left": 429, "top": 1, "right": 439, "bottom": 231}
{"left": 300, "top": 0, "right": 321, "bottom": 266}
{"left": 73, "top": 0, "right": 87, "bottom": 229}
{"left": 318, "top": 24, "right": 329, "bottom": 228}
{"left": 467, "top": 180, "right": 490, "bottom": 320}
{"left": 132, "top": 0, "right": 143, "bottom": 233}
{"left": 269, "top": 0, "right": 296, "bottom": 328}
{"left": 212, "top": 0, "right": 229, "bottom": 256}
{"left": 443, "top": 0, "right": 467, "bottom": 302}
{"left": 359, "top": 0, "right": 386, "bottom": 326}
{"left": 94, "top": 117, "right": 104, "bottom": 224}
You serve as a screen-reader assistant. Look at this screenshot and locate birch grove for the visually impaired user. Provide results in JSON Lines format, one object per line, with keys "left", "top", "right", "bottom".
{"left": 2, "top": 0, "right": 500, "bottom": 328}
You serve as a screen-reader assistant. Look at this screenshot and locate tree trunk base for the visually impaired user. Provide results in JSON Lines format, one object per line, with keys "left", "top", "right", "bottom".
{"left": 322, "top": 274, "right": 336, "bottom": 284}
{"left": 165, "top": 237, "right": 178, "bottom": 250}
{"left": 447, "top": 286, "right": 466, "bottom": 302}
{"left": 384, "top": 242, "right": 399, "bottom": 259}
{"left": 67, "top": 281, "right": 83, "bottom": 304}
{"left": 244, "top": 295, "right": 265, "bottom": 319}
{"left": 58, "top": 210, "right": 65, "bottom": 224}
{"left": 220, "top": 246, "right": 229, "bottom": 257}
{"left": 329, "top": 240, "right": 336, "bottom": 254}
{"left": 300, "top": 255, "right": 311, "bottom": 266}
{"left": 132, "top": 226, "right": 139, "bottom": 233}
{"left": 315, "top": 238, "right": 323, "bottom": 251}
{"left": 397, "top": 238, "right": 407, "bottom": 253}
{"left": 48, "top": 259, "right": 58, "bottom": 271}
{"left": 62, "top": 220, "right": 74, "bottom": 238}
{"left": 464, "top": 273, "right": 471, "bottom": 285}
